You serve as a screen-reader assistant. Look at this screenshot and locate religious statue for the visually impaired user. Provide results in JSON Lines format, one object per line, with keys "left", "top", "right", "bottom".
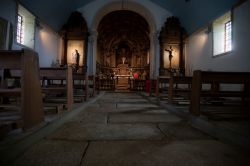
{"left": 122, "top": 56, "right": 126, "bottom": 64}
{"left": 120, "top": 48, "right": 126, "bottom": 64}
{"left": 72, "top": 49, "right": 80, "bottom": 71}
{"left": 165, "top": 46, "right": 173, "bottom": 68}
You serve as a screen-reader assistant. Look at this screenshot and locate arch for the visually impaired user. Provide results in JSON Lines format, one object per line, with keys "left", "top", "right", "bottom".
{"left": 91, "top": 1, "right": 156, "bottom": 32}
{"left": 88, "top": 1, "right": 158, "bottom": 78}
{"left": 97, "top": 10, "right": 150, "bottom": 68}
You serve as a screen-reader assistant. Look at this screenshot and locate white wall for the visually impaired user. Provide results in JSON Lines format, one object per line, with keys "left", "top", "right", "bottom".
{"left": 35, "top": 23, "right": 61, "bottom": 67}
{"left": 186, "top": 1, "right": 250, "bottom": 75}
{"left": 0, "top": 0, "right": 61, "bottom": 67}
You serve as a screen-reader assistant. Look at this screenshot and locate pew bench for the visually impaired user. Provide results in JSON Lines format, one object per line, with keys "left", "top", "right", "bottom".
{"left": 155, "top": 76, "right": 170, "bottom": 99}
{"left": 0, "top": 49, "right": 44, "bottom": 137}
{"left": 40, "top": 67, "right": 73, "bottom": 110}
{"left": 168, "top": 76, "right": 192, "bottom": 103}
{"left": 190, "top": 70, "right": 250, "bottom": 118}
{"left": 155, "top": 75, "right": 192, "bottom": 103}
{"left": 73, "top": 74, "right": 95, "bottom": 100}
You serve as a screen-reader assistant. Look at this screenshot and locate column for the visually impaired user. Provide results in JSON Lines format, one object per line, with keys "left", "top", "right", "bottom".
{"left": 150, "top": 31, "right": 160, "bottom": 79}
{"left": 87, "top": 30, "right": 98, "bottom": 75}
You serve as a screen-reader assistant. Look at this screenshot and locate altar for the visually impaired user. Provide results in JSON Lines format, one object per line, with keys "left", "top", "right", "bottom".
{"left": 115, "top": 63, "right": 130, "bottom": 90}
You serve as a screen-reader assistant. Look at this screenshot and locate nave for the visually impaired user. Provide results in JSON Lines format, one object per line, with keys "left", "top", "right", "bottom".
{"left": 2, "top": 92, "right": 250, "bottom": 166}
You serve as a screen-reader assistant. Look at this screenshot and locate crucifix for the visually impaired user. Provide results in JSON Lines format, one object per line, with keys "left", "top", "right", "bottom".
{"left": 165, "top": 46, "right": 173, "bottom": 68}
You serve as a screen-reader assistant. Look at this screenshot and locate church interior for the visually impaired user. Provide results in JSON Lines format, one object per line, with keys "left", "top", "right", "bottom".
{"left": 0, "top": 0, "right": 250, "bottom": 165}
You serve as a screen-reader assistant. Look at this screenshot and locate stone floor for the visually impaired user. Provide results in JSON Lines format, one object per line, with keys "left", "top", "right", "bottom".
{"left": 9, "top": 92, "right": 250, "bottom": 165}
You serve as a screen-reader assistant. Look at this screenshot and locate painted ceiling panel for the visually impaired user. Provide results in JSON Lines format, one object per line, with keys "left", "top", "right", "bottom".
{"left": 18, "top": 0, "right": 240, "bottom": 33}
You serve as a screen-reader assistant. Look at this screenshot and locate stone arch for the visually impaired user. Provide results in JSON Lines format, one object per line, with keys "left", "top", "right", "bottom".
{"left": 91, "top": 1, "right": 156, "bottom": 32}
{"left": 88, "top": 1, "right": 158, "bottom": 78}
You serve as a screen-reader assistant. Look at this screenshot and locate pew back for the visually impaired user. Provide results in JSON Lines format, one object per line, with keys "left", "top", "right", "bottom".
{"left": 0, "top": 49, "right": 44, "bottom": 129}
{"left": 40, "top": 67, "right": 73, "bottom": 110}
{"left": 190, "top": 70, "right": 250, "bottom": 116}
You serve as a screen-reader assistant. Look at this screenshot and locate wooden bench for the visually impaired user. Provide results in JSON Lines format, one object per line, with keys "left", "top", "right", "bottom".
{"left": 73, "top": 74, "right": 96, "bottom": 100}
{"left": 0, "top": 49, "right": 44, "bottom": 130}
{"left": 155, "top": 75, "right": 192, "bottom": 103}
{"left": 168, "top": 75, "right": 192, "bottom": 103}
{"left": 190, "top": 70, "right": 250, "bottom": 116}
{"left": 40, "top": 67, "right": 73, "bottom": 110}
{"left": 73, "top": 73, "right": 88, "bottom": 101}
{"left": 155, "top": 76, "right": 170, "bottom": 98}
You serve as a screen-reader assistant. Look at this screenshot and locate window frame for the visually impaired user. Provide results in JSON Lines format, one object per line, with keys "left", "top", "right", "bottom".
{"left": 16, "top": 14, "right": 24, "bottom": 45}
{"left": 15, "top": 3, "right": 36, "bottom": 49}
{"left": 212, "top": 11, "right": 233, "bottom": 58}
{"left": 224, "top": 20, "right": 232, "bottom": 52}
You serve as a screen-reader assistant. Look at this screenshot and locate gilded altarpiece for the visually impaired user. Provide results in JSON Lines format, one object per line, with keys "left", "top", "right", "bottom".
{"left": 159, "top": 16, "right": 186, "bottom": 76}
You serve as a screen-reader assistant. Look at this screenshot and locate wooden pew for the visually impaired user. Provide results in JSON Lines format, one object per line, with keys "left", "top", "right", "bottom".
{"left": 155, "top": 76, "right": 170, "bottom": 98}
{"left": 190, "top": 70, "right": 250, "bottom": 116}
{"left": 168, "top": 75, "right": 192, "bottom": 103}
{"left": 0, "top": 49, "right": 44, "bottom": 130}
{"left": 73, "top": 74, "right": 96, "bottom": 100}
{"left": 73, "top": 73, "right": 88, "bottom": 101}
{"left": 155, "top": 75, "right": 192, "bottom": 103}
{"left": 40, "top": 67, "right": 73, "bottom": 110}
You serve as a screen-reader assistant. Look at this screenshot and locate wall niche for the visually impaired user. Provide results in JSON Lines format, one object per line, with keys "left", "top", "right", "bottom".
{"left": 60, "top": 11, "right": 88, "bottom": 73}
{"left": 159, "top": 16, "right": 186, "bottom": 76}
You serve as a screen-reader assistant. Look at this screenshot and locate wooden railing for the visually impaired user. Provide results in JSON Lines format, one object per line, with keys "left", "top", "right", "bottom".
{"left": 95, "top": 77, "right": 115, "bottom": 91}
{"left": 130, "top": 79, "right": 146, "bottom": 91}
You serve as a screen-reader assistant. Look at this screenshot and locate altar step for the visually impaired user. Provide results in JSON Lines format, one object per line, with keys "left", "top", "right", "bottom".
{"left": 116, "top": 84, "right": 129, "bottom": 90}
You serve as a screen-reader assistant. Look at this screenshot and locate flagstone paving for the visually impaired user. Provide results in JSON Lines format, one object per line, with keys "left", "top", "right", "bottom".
{"left": 13, "top": 92, "right": 250, "bottom": 166}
